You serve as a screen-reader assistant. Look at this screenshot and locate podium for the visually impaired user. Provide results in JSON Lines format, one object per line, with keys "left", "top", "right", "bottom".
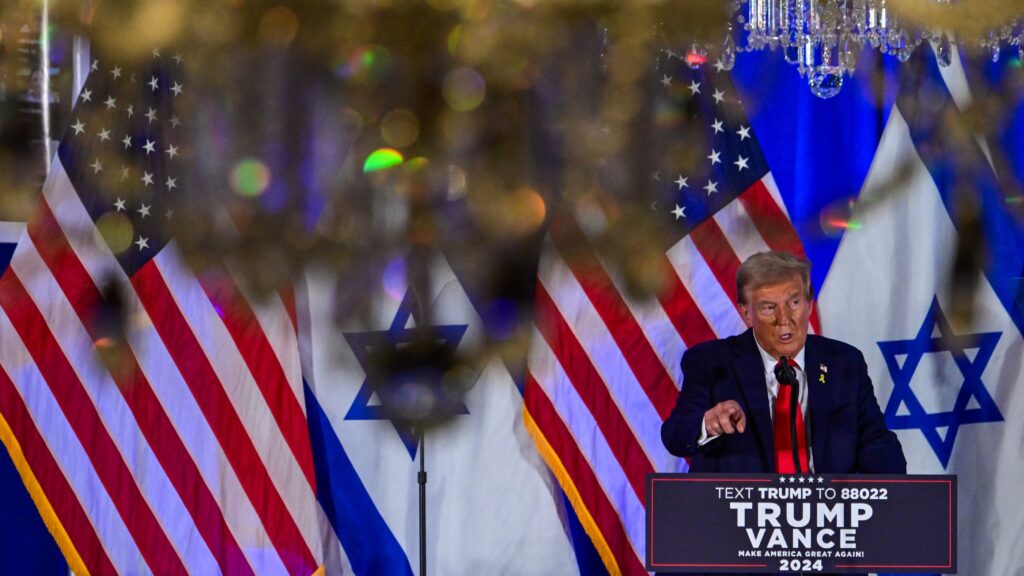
{"left": 646, "top": 474, "right": 956, "bottom": 573}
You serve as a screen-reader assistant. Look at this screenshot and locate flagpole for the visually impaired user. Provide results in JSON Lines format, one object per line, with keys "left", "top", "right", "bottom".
{"left": 418, "top": 427, "right": 427, "bottom": 576}
{"left": 39, "top": 0, "right": 51, "bottom": 172}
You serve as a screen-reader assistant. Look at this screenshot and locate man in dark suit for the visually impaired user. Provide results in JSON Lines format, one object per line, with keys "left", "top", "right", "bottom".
{"left": 661, "top": 251, "right": 905, "bottom": 474}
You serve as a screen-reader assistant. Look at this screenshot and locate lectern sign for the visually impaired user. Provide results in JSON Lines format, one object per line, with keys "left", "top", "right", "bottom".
{"left": 647, "top": 474, "right": 956, "bottom": 573}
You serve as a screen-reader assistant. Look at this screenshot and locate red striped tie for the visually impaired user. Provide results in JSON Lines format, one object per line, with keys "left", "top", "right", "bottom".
{"left": 774, "top": 358, "right": 809, "bottom": 474}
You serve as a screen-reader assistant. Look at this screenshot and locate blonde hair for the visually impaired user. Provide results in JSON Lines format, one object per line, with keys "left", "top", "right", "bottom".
{"left": 736, "top": 251, "right": 812, "bottom": 305}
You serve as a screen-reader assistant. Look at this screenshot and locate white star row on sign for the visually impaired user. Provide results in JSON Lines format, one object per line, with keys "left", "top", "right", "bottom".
{"left": 779, "top": 476, "right": 825, "bottom": 484}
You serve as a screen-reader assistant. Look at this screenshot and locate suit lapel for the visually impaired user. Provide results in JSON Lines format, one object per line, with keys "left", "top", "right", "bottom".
{"left": 805, "top": 336, "right": 830, "bottom": 471}
{"left": 732, "top": 330, "right": 774, "bottom": 467}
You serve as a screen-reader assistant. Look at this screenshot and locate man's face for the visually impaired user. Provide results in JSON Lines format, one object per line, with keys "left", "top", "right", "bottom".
{"left": 738, "top": 275, "right": 812, "bottom": 360}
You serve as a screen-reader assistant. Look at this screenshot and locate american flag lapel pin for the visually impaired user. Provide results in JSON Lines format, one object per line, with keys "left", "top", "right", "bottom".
{"left": 819, "top": 363, "right": 827, "bottom": 384}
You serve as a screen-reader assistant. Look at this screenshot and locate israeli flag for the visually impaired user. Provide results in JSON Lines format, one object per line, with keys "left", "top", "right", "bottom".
{"left": 298, "top": 253, "right": 579, "bottom": 575}
{"left": 819, "top": 47, "right": 1024, "bottom": 576}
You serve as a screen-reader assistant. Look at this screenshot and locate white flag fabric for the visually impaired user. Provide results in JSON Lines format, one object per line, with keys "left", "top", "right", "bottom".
{"left": 819, "top": 100, "right": 1024, "bottom": 574}
{"left": 299, "top": 255, "right": 579, "bottom": 575}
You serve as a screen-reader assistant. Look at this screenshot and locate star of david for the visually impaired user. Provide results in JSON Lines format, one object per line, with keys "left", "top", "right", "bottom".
{"left": 343, "top": 290, "right": 469, "bottom": 459}
{"left": 878, "top": 297, "right": 1003, "bottom": 468}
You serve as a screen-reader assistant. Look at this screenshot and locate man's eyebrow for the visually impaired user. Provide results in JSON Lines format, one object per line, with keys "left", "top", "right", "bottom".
{"left": 754, "top": 292, "right": 802, "bottom": 306}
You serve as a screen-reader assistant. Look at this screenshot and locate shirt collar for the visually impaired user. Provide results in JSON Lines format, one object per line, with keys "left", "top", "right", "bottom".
{"left": 752, "top": 334, "right": 805, "bottom": 375}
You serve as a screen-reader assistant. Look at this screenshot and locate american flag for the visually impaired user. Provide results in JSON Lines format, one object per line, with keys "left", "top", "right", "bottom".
{"left": 523, "top": 53, "right": 821, "bottom": 575}
{"left": 0, "top": 51, "right": 324, "bottom": 574}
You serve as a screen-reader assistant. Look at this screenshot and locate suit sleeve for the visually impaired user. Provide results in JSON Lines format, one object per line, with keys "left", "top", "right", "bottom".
{"left": 853, "top": 349, "right": 908, "bottom": 473}
{"left": 661, "top": 346, "right": 715, "bottom": 458}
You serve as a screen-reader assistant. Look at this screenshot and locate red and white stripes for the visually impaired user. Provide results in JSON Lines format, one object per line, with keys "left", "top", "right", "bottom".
{"left": 0, "top": 158, "right": 323, "bottom": 575}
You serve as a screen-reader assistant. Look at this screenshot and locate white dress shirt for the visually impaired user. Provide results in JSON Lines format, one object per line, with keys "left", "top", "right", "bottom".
{"left": 698, "top": 336, "right": 815, "bottom": 472}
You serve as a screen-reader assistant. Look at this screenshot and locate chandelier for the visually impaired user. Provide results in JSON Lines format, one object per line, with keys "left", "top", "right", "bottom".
{"left": 728, "top": 0, "right": 1024, "bottom": 98}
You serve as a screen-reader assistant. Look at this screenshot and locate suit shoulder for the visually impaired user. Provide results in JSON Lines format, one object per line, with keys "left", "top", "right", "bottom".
{"left": 684, "top": 334, "right": 738, "bottom": 358}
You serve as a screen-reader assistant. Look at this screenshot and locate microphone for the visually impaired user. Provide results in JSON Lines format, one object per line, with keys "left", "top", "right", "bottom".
{"left": 774, "top": 356, "right": 797, "bottom": 387}
{"left": 774, "top": 356, "right": 802, "bottom": 474}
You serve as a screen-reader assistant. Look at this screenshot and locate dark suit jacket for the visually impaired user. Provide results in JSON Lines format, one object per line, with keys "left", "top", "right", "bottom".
{"left": 661, "top": 329, "right": 906, "bottom": 474}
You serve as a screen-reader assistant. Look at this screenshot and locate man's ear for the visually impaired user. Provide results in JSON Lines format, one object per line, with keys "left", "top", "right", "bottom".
{"left": 737, "top": 302, "right": 754, "bottom": 328}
